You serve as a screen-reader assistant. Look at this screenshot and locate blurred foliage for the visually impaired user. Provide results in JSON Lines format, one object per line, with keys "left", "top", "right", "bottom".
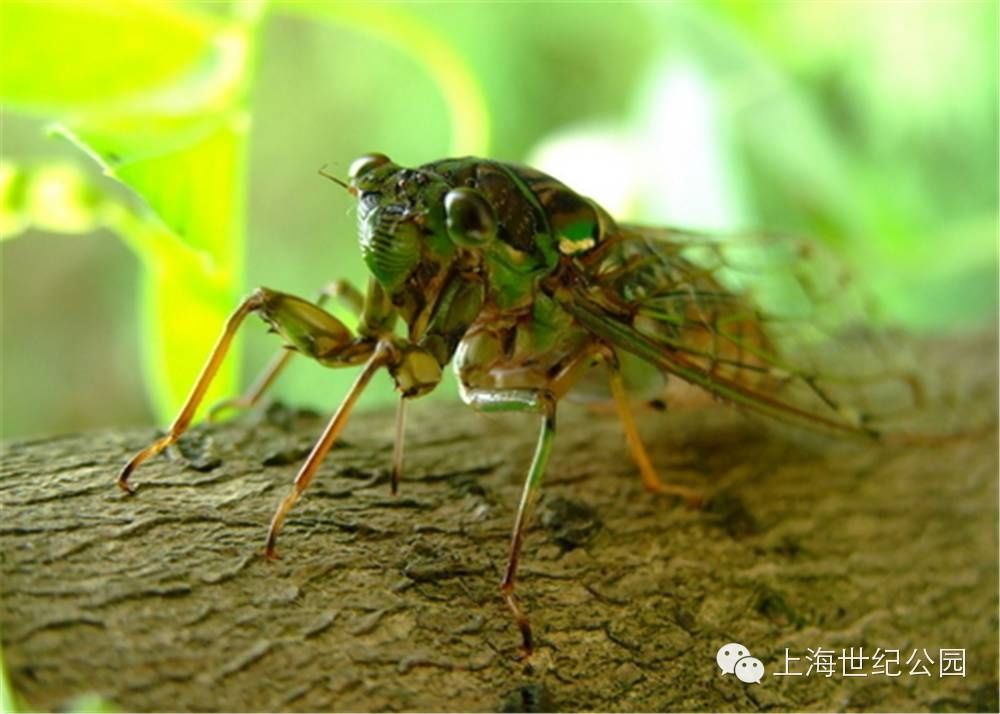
{"left": 1, "top": 0, "right": 259, "bottom": 424}
{"left": 1, "top": 642, "right": 24, "bottom": 713}
{"left": 1, "top": 0, "right": 996, "bottom": 443}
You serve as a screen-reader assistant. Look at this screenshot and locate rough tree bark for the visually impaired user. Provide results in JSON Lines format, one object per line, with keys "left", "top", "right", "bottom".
{"left": 1, "top": 335, "right": 997, "bottom": 713}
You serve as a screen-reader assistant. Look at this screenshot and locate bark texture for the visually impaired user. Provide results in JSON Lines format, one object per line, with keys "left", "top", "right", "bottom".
{"left": 2, "top": 335, "right": 997, "bottom": 712}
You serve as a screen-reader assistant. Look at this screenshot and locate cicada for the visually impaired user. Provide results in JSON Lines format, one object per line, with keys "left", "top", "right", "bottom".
{"left": 117, "top": 153, "right": 920, "bottom": 654}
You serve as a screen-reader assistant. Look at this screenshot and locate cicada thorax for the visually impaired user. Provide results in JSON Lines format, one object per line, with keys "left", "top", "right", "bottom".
{"left": 421, "top": 159, "right": 615, "bottom": 307}
{"left": 421, "top": 159, "right": 634, "bottom": 397}
{"left": 508, "top": 163, "right": 617, "bottom": 260}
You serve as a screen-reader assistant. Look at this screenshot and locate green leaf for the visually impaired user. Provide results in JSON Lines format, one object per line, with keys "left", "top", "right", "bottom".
{"left": 0, "top": 0, "right": 220, "bottom": 111}
{"left": 139, "top": 243, "right": 237, "bottom": 421}
{"left": 57, "top": 116, "right": 250, "bottom": 419}
{"left": 276, "top": 1, "right": 490, "bottom": 156}
{"left": 63, "top": 694, "right": 120, "bottom": 714}
{"left": 56, "top": 102, "right": 252, "bottom": 416}
{"left": 0, "top": 161, "right": 108, "bottom": 239}
{"left": 2, "top": 0, "right": 259, "bottom": 420}
{"left": 0, "top": 158, "right": 242, "bottom": 418}
{"left": 57, "top": 111, "right": 248, "bottom": 265}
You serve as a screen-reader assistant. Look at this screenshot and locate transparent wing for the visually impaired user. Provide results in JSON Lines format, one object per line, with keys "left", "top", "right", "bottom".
{"left": 561, "top": 224, "right": 929, "bottom": 437}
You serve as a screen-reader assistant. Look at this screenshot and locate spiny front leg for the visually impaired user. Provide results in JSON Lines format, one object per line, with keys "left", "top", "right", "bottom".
{"left": 117, "top": 286, "right": 366, "bottom": 494}
{"left": 208, "top": 280, "right": 366, "bottom": 421}
{"left": 117, "top": 291, "right": 265, "bottom": 493}
{"left": 461, "top": 387, "right": 558, "bottom": 657}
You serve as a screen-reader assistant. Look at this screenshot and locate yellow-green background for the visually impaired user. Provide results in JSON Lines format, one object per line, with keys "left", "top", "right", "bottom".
{"left": 1, "top": 0, "right": 996, "bottom": 441}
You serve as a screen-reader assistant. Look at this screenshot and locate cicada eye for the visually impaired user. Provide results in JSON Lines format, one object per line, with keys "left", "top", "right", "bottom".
{"left": 349, "top": 153, "right": 392, "bottom": 182}
{"left": 445, "top": 187, "right": 496, "bottom": 247}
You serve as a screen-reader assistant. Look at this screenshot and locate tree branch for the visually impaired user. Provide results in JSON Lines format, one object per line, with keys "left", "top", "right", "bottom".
{"left": 2, "top": 335, "right": 997, "bottom": 712}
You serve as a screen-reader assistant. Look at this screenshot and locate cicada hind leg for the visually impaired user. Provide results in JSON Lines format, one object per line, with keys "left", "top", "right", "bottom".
{"left": 457, "top": 337, "right": 703, "bottom": 656}
{"left": 562, "top": 343, "right": 703, "bottom": 505}
{"left": 604, "top": 353, "right": 703, "bottom": 508}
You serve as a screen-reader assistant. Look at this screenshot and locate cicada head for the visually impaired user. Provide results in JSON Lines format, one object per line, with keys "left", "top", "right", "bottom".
{"left": 344, "top": 153, "right": 454, "bottom": 292}
{"left": 345, "top": 153, "right": 502, "bottom": 289}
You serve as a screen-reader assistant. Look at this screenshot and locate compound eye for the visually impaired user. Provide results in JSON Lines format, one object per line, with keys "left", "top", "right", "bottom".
{"left": 445, "top": 187, "right": 496, "bottom": 247}
{"left": 349, "top": 153, "right": 392, "bottom": 182}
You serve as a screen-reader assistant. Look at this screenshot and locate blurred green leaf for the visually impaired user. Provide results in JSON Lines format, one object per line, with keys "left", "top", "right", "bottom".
{"left": 1, "top": 644, "right": 25, "bottom": 713}
{"left": 0, "top": 161, "right": 26, "bottom": 238}
{"left": 276, "top": 1, "right": 490, "bottom": 156}
{"left": 0, "top": 156, "right": 237, "bottom": 417}
{"left": 63, "top": 694, "right": 120, "bottom": 714}
{"left": 56, "top": 121, "right": 251, "bottom": 421}
{"left": 137, "top": 235, "right": 235, "bottom": 418}
{"left": 1, "top": 0, "right": 260, "bottom": 420}
{"left": 56, "top": 111, "right": 247, "bottom": 266}
{"left": 0, "top": 0, "right": 219, "bottom": 111}
{"left": 0, "top": 161, "right": 107, "bottom": 238}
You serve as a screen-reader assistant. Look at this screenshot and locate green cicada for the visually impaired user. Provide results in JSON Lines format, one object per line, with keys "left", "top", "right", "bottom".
{"left": 118, "top": 153, "right": 918, "bottom": 654}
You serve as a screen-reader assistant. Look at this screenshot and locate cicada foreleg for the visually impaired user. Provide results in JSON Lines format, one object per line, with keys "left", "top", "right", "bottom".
{"left": 460, "top": 387, "right": 557, "bottom": 657}
{"left": 208, "top": 280, "right": 366, "bottom": 421}
{"left": 117, "top": 286, "right": 373, "bottom": 494}
{"left": 265, "top": 336, "right": 444, "bottom": 554}
{"left": 264, "top": 341, "right": 395, "bottom": 558}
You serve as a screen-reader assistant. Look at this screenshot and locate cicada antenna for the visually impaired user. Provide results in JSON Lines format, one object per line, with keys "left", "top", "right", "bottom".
{"left": 318, "top": 164, "right": 354, "bottom": 193}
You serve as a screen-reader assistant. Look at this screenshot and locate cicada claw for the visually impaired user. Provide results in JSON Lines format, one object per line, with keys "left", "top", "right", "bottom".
{"left": 117, "top": 432, "right": 178, "bottom": 495}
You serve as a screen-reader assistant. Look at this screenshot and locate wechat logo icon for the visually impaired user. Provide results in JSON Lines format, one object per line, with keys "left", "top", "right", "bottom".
{"left": 716, "top": 642, "right": 764, "bottom": 684}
